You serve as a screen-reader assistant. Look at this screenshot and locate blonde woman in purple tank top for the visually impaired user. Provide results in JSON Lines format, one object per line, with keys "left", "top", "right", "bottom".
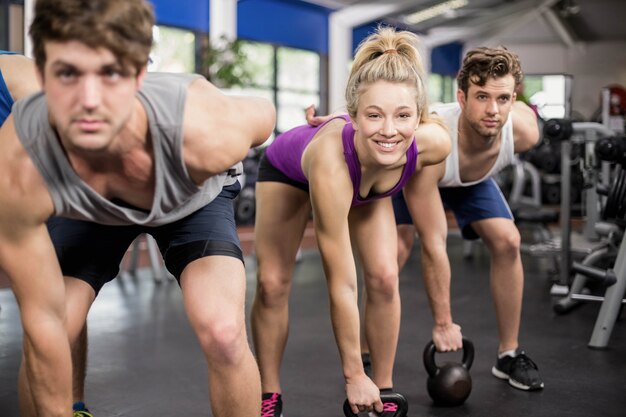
{"left": 252, "top": 26, "right": 451, "bottom": 416}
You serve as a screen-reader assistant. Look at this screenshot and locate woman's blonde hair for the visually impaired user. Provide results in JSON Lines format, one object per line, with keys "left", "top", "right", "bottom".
{"left": 345, "top": 26, "right": 433, "bottom": 124}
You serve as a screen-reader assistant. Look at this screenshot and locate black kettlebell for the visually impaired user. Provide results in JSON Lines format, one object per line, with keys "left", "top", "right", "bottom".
{"left": 343, "top": 392, "right": 408, "bottom": 416}
{"left": 423, "top": 337, "right": 474, "bottom": 406}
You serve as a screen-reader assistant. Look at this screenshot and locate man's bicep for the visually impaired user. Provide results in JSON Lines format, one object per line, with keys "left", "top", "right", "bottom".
{"left": 231, "top": 96, "right": 276, "bottom": 146}
{"left": 0, "top": 221, "right": 59, "bottom": 287}
{"left": 512, "top": 102, "right": 540, "bottom": 152}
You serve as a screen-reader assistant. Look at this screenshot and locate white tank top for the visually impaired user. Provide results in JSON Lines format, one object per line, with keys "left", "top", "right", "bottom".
{"left": 434, "top": 102, "right": 515, "bottom": 188}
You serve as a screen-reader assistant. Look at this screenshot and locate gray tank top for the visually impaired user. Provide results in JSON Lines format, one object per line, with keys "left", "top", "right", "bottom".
{"left": 13, "top": 72, "right": 242, "bottom": 226}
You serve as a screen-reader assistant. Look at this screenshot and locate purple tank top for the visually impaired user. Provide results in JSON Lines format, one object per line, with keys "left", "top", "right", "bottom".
{"left": 265, "top": 114, "right": 419, "bottom": 207}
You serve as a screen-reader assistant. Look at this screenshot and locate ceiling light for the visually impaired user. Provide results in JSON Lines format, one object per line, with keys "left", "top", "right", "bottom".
{"left": 404, "top": 0, "right": 469, "bottom": 25}
{"left": 559, "top": 0, "right": 581, "bottom": 17}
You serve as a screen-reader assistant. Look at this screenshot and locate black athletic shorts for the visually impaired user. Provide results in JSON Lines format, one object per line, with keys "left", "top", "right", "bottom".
{"left": 256, "top": 153, "right": 309, "bottom": 192}
{"left": 47, "top": 183, "right": 243, "bottom": 295}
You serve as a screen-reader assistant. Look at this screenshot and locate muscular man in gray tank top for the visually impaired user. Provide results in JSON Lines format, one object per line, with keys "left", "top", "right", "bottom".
{"left": 0, "top": 1, "right": 275, "bottom": 417}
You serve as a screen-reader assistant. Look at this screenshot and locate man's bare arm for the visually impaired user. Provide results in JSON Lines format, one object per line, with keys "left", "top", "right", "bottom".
{"left": 0, "top": 54, "right": 40, "bottom": 101}
{"left": 413, "top": 121, "right": 452, "bottom": 169}
{"left": 183, "top": 78, "right": 276, "bottom": 179}
{"left": 512, "top": 101, "right": 540, "bottom": 153}
{"left": 0, "top": 118, "right": 71, "bottom": 417}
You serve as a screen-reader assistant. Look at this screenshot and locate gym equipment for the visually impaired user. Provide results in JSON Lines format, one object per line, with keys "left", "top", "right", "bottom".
{"left": 543, "top": 118, "right": 574, "bottom": 142}
{"left": 235, "top": 185, "right": 256, "bottom": 224}
{"left": 595, "top": 135, "right": 626, "bottom": 220}
{"left": 553, "top": 221, "right": 620, "bottom": 314}
{"left": 466, "top": 154, "right": 559, "bottom": 259}
{"left": 588, "top": 237, "right": 626, "bottom": 348}
{"left": 423, "top": 338, "right": 474, "bottom": 407}
{"left": 234, "top": 148, "right": 262, "bottom": 225}
{"left": 119, "top": 234, "right": 173, "bottom": 283}
{"left": 342, "top": 392, "right": 408, "bottom": 417}
{"left": 555, "top": 134, "right": 626, "bottom": 348}
{"left": 517, "top": 120, "right": 615, "bottom": 288}
{"left": 595, "top": 135, "right": 626, "bottom": 166}
{"left": 507, "top": 156, "right": 543, "bottom": 208}
{"left": 541, "top": 119, "right": 616, "bottom": 294}
{"left": 505, "top": 156, "right": 559, "bottom": 244}
{"left": 528, "top": 141, "right": 561, "bottom": 174}
{"left": 595, "top": 85, "right": 626, "bottom": 133}
{"left": 561, "top": 218, "right": 626, "bottom": 349}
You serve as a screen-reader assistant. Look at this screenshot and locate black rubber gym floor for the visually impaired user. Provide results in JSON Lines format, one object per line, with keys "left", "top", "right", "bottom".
{"left": 0, "top": 234, "right": 624, "bottom": 416}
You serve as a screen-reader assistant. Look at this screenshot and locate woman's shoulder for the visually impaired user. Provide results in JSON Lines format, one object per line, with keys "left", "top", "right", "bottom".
{"left": 308, "top": 116, "right": 349, "bottom": 146}
{"left": 302, "top": 119, "right": 350, "bottom": 174}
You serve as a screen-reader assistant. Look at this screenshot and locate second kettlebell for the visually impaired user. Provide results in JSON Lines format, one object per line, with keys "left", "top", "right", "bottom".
{"left": 423, "top": 337, "right": 474, "bottom": 406}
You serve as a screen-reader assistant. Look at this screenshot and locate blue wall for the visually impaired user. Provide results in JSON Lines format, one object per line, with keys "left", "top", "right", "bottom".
{"left": 149, "top": 0, "right": 462, "bottom": 72}
{"left": 431, "top": 42, "right": 463, "bottom": 76}
{"left": 150, "top": 0, "right": 332, "bottom": 53}
{"left": 353, "top": 21, "right": 381, "bottom": 53}
{"left": 237, "top": 0, "right": 331, "bottom": 53}
{"left": 150, "top": 0, "right": 209, "bottom": 32}
{"left": 354, "top": 23, "right": 463, "bottom": 76}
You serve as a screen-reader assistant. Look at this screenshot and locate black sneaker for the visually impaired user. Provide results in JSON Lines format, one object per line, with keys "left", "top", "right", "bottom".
{"left": 261, "top": 392, "right": 283, "bottom": 417}
{"left": 362, "top": 352, "right": 372, "bottom": 378}
{"left": 492, "top": 349, "right": 544, "bottom": 391}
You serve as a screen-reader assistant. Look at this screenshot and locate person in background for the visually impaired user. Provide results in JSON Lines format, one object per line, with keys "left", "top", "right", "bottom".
{"left": 393, "top": 46, "right": 544, "bottom": 391}
{"left": 309, "top": 45, "right": 543, "bottom": 393}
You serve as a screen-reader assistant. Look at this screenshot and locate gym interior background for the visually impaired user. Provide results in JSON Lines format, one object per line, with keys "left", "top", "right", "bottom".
{"left": 1, "top": 0, "right": 625, "bottom": 416}
{"left": 3, "top": 0, "right": 625, "bottom": 132}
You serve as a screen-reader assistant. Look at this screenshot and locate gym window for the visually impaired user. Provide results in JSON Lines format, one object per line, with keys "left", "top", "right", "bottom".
{"left": 1, "top": 0, "right": 25, "bottom": 52}
{"left": 149, "top": 25, "right": 196, "bottom": 74}
{"left": 524, "top": 74, "right": 573, "bottom": 120}
{"left": 228, "top": 41, "right": 321, "bottom": 141}
{"left": 428, "top": 73, "right": 457, "bottom": 105}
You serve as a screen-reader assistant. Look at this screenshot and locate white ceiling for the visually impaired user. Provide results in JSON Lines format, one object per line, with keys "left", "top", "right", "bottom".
{"left": 296, "top": 0, "right": 626, "bottom": 46}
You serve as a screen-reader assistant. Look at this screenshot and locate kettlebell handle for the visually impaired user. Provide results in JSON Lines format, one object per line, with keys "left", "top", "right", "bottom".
{"left": 423, "top": 337, "right": 475, "bottom": 377}
{"left": 342, "top": 392, "right": 408, "bottom": 417}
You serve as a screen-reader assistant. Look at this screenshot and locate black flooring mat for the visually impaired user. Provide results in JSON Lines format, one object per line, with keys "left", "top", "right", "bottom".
{"left": 1, "top": 235, "right": 624, "bottom": 416}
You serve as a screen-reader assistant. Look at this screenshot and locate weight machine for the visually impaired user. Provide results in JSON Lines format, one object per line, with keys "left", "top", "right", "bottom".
{"left": 519, "top": 120, "right": 610, "bottom": 286}
{"left": 547, "top": 119, "right": 625, "bottom": 348}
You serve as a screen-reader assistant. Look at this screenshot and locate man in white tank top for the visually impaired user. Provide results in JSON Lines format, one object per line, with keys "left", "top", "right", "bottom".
{"left": 308, "top": 47, "right": 543, "bottom": 392}
{"left": 0, "top": 2, "right": 275, "bottom": 417}
{"left": 395, "top": 46, "right": 544, "bottom": 391}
